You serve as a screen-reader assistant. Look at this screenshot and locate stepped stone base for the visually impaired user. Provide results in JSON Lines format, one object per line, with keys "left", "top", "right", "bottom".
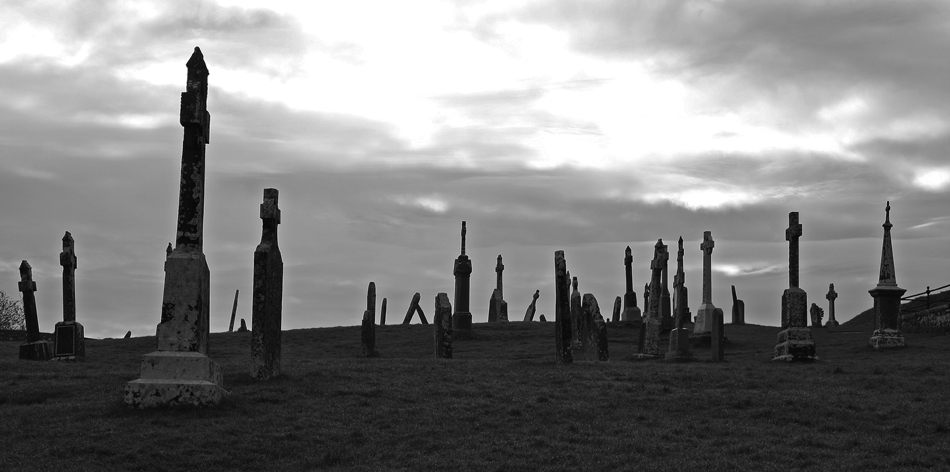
{"left": 869, "top": 329, "right": 905, "bottom": 349}
{"left": 19, "top": 341, "right": 52, "bottom": 361}
{"left": 125, "top": 351, "right": 227, "bottom": 408}
{"left": 773, "top": 327, "right": 818, "bottom": 362}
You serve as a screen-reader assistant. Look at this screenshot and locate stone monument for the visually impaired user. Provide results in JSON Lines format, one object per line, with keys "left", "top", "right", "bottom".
{"left": 18, "top": 260, "right": 52, "bottom": 361}
{"left": 361, "top": 282, "right": 378, "bottom": 358}
{"left": 380, "top": 297, "right": 387, "bottom": 325}
{"left": 621, "top": 246, "right": 642, "bottom": 322}
{"left": 554, "top": 250, "right": 572, "bottom": 364}
{"left": 809, "top": 303, "right": 824, "bottom": 328}
{"left": 773, "top": 212, "right": 818, "bottom": 361}
{"left": 452, "top": 221, "right": 473, "bottom": 335}
{"left": 658, "top": 240, "right": 673, "bottom": 331}
{"left": 487, "top": 255, "right": 508, "bottom": 322}
{"left": 574, "top": 293, "right": 599, "bottom": 361}
{"left": 611, "top": 296, "right": 621, "bottom": 323}
{"left": 731, "top": 285, "right": 745, "bottom": 325}
{"left": 238, "top": 319, "right": 248, "bottom": 332}
{"left": 228, "top": 289, "right": 239, "bottom": 332}
{"left": 869, "top": 202, "right": 906, "bottom": 349}
{"left": 250, "top": 188, "right": 283, "bottom": 380}
{"left": 53, "top": 232, "right": 85, "bottom": 360}
{"left": 434, "top": 293, "right": 452, "bottom": 358}
{"left": 523, "top": 290, "right": 540, "bottom": 322}
{"left": 402, "top": 292, "right": 429, "bottom": 324}
{"left": 711, "top": 307, "right": 725, "bottom": 362}
{"left": 635, "top": 242, "right": 664, "bottom": 358}
{"left": 586, "top": 295, "right": 609, "bottom": 362}
{"left": 570, "top": 276, "right": 582, "bottom": 352}
{"left": 691, "top": 231, "right": 717, "bottom": 343}
{"left": 672, "top": 237, "right": 690, "bottom": 327}
{"left": 125, "top": 47, "right": 228, "bottom": 406}
{"left": 825, "top": 284, "right": 839, "bottom": 327}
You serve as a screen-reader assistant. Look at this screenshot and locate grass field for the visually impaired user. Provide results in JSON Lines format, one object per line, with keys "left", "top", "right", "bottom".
{"left": 2, "top": 319, "right": 949, "bottom": 471}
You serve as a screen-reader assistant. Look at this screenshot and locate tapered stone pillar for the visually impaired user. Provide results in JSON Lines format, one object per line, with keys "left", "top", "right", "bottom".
{"left": 658, "top": 240, "right": 672, "bottom": 331}
{"left": 53, "top": 231, "right": 84, "bottom": 360}
{"left": 452, "top": 221, "right": 473, "bottom": 336}
{"left": 621, "top": 246, "right": 642, "bottom": 322}
{"left": 692, "top": 231, "right": 717, "bottom": 343}
{"left": 250, "top": 189, "right": 284, "bottom": 378}
{"left": 773, "top": 212, "right": 817, "bottom": 362}
{"left": 869, "top": 202, "right": 906, "bottom": 349}
{"left": 434, "top": 293, "right": 452, "bottom": 358}
{"left": 635, "top": 242, "right": 664, "bottom": 359}
{"left": 18, "top": 261, "right": 52, "bottom": 361}
{"left": 554, "top": 250, "right": 572, "bottom": 364}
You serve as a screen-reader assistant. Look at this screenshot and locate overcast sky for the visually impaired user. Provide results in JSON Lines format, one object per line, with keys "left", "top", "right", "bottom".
{"left": 2, "top": 0, "right": 948, "bottom": 338}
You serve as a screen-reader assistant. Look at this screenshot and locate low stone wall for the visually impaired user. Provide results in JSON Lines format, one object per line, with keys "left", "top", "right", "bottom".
{"left": 902, "top": 305, "right": 950, "bottom": 333}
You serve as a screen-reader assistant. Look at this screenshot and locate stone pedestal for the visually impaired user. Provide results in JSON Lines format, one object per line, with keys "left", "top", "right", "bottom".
{"left": 125, "top": 352, "right": 228, "bottom": 408}
{"left": 691, "top": 303, "right": 716, "bottom": 344}
{"left": 52, "top": 321, "right": 85, "bottom": 361}
{"left": 452, "top": 227, "right": 473, "bottom": 337}
{"left": 156, "top": 252, "right": 211, "bottom": 354}
{"left": 711, "top": 308, "right": 725, "bottom": 362}
{"left": 665, "top": 327, "right": 695, "bottom": 362}
{"left": 19, "top": 341, "right": 52, "bottom": 361}
{"left": 869, "top": 285, "right": 906, "bottom": 349}
{"left": 773, "top": 288, "right": 817, "bottom": 361}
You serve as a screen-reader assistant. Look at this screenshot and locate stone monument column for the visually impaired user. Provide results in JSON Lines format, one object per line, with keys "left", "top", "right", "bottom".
{"left": 621, "top": 246, "right": 642, "bottom": 322}
{"left": 666, "top": 239, "right": 696, "bottom": 362}
{"left": 250, "top": 188, "right": 284, "bottom": 378}
{"left": 18, "top": 260, "right": 52, "bottom": 361}
{"left": 452, "top": 221, "right": 473, "bottom": 336}
{"left": 125, "top": 47, "right": 227, "bottom": 407}
{"left": 825, "top": 284, "right": 838, "bottom": 327}
{"left": 692, "top": 231, "right": 717, "bottom": 341}
{"left": 635, "top": 243, "right": 664, "bottom": 358}
{"left": 554, "top": 250, "right": 572, "bottom": 364}
{"left": 488, "top": 254, "right": 508, "bottom": 322}
{"left": 869, "top": 202, "right": 906, "bottom": 349}
{"left": 673, "top": 237, "right": 690, "bottom": 326}
{"left": 773, "top": 212, "right": 817, "bottom": 361}
{"left": 53, "top": 231, "right": 85, "bottom": 360}
{"left": 658, "top": 240, "right": 672, "bottom": 330}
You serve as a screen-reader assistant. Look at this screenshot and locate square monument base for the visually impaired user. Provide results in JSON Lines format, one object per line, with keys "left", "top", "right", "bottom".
{"left": 125, "top": 351, "right": 228, "bottom": 408}
{"left": 869, "top": 329, "right": 905, "bottom": 349}
{"left": 773, "top": 327, "right": 818, "bottom": 362}
{"left": 52, "top": 321, "right": 85, "bottom": 361}
{"left": 19, "top": 340, "right": 52, "bottom": 361}
{"left": 452, "top": 312, "right": 473, "bottom": 340}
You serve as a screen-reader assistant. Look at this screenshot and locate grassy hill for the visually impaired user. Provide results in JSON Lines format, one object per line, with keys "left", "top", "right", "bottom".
{"left": 2, "top": 321, "right": 949, "bottom": 471}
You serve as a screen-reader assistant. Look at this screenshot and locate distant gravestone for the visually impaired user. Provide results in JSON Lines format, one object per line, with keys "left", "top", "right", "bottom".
{"left": 434, "top": 293, "right": 452, "bottom": 358}
{"left": 452, "top": 222, "right": 473, "bottom": 335}
{"left": 238, "top": 319, "right": 248, "bottom": 332}
{"left": 250, "top": 188, "right": 283, "bottom": 380}
{"left": 591, "top": 298, "right": 609, "bottom": 361}
{"left": 666, "top": 263, "right": 696, "bottom": 364}
{"left": 672, "top": 237, "right": 691, "bottom": 327}
{"left": 869, "top": 202, "right": 906, "bottom": 349}
{"left": 523, "top": 290, "right": 540, "bottom": 322}
{"left": 643, "top": 282, "right": 650, "bottom": 319}
{"left": 621, "top": 246, "right": 642, "bottom": 322}
{"left": 53, "top": 231, "right": 85, "bottom": 361}
{"left": 658, "top": 240, "right": 673, "bottom": 331}
{"left": 711, "top": 308, "right": 725, "bottom": 362}
{"left": 570, "top": 277, "right": 582, "bottom": 354}
{"left": 731, "top": 285, "right": 745, "bottom": 325}
{"left": 124, "top": 331, "right": 132, "bottom": 339}
{"left": 611, "top": 296, "right": 621, "bottom": 324}
{"left": 635, "top": 242, "right": 664, "bottom": 359}
{"left": 554, "top": 250, "right": 572, "bottom": 364}
{"left": 402, "top": 292, "right": 429, "bottom": 325}
{"left": 361, "top": 282, "right": 378, "bottom": 357}
{"left": 574, "top": 294, "right": 599, "bottom": 361}
{"left": 773, "top": 212, "right": 817, "bottom": 361}
{"left": 809, "top": 303, "right": 824, "bottom": 328}
{"left": 18, "top": 260, "right": 52, "bottom": 361}
{"left": 825, "top": 284, "right": 839, "bottom": 327}
{"left": 491, "top": 255, "right": 508, "bottom": 322}
{"left": 691, "top": 231, "right": 717, "bottom": 343}
{"left": 228, "top": 289, "right": 239, "bottom": 333}
{"left": 539, "top": 314, "right": 547, "bottom": 322}
{"left": 380, "top": 297, "right": 387, "bottom": 325}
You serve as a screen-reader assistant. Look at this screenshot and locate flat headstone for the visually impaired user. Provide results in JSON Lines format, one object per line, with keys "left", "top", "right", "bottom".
{"left": 711, "top": 308, "right": 725, "bottom": 362}
{"left": 380, "top": 297, "right": 387, "bottom": 326}
{"left": 593, "top": 303, "right": 609, "bottom": 362}
{"left": 539, "top": 314, "right": 547, "bottom": 322}
{"left": 124, "top": 331, "right": 132, "bottom": 339}
{"left": 809, "top": 303, "right": 824, "bottom": 328}
{"left": 403, "top": 292, "right": 429, "bottom": 325}
{"left": 238, "top": 318, "right": 248, "bottom": 332}
{"left": 574, "top": 293, "right": 599, "bottom": 361}
{"left": 361, "top": 309, "right": 378, "bottom": 357}
{"left": 434, "top": 293, "right": 452, "bottom": 358}
{"left": 611, "top": 296, "right": 621, "bottom": 324}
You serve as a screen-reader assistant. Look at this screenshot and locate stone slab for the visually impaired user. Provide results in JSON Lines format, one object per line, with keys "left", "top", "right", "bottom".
{"left": 136, "top": 351, "right": 223, "bottom": 385}
{"left": 19, "top": 340, "right": 52, "bottom": 361}
{"left": 869, "top": 329, "right": 906, "bottom": 349}
{"left": 772, "top": 327, "right": 818, "bottom": 362}
{"left": 125, "top": 379, "right": 228, "bottom": 408}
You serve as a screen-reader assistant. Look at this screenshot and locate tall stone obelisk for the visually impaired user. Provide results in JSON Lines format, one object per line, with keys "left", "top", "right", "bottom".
{"left": 452, "top": 221, "right": 473, "bottom": 337}
{"left": 250, "top": 188, "right": 284, "bottom": 378}
{"left": 869, "top": 202, "right": 906, "bottom": 349}
{"left": 126, "top": 47, "right": 228, "bottom": 407}
{"left": 773, "top": 212, "right": 817, "bottom": 361}
{"left": 621, "top": 246, "right": 642, "bottom": 322}
{"left": 52, "top": 231, "right": 84, "bottom": 360}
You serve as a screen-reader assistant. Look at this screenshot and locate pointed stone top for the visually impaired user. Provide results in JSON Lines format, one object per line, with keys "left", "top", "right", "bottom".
{"left": 460, "top": 221, "right": 466, "bottom": 255}
{"left": 186, "top": 47, "right": 208, "bottom": 74}
{"left": 654, "top": 239, "right": 664, "bottom": 249}
{"left": 883, "top": 200, "right": 892, "bottom": 230}
{"left": 572, "top": 276, "right": 578, "bottom": 292}
{"left": 678, "top": 236, "right": 683, "bottom": 246}
{"left": 625, "top": 245, "right": 631, "bottom": 256}
{"left": 877, "top": 201, "right": 897, "bottom": 286}
{"left": 497, "top": 254, "right": 503, "bottom": 265}
{"left": 19, "top": 260, "right": 32, "bottom": 280}
{"left": 63, "top": 231, "right": 73, "bottom": 243}
{"left": 260, "top": 188, "right": 280, "bottom": 223}
{"left": 166, "top": 242, "right": 173, "bottom": 256}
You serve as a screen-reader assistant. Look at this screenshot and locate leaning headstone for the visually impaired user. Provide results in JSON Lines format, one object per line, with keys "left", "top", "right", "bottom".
{"left": 380, "top": 297, "right": 387, "bottom": 325}
{"left": 124, "top": 331, "right": 132, "bottom": 339}
{"left": 228, "top": 289, "right": 239, "bottom": 333}
{"left": 452, "top": 221, "right": 473, "bottom": 336}
{"left": 554, "top": 250, "right": 572, "bottom": 364}
{"left": 825, "top": 284, "right": 839, "bottom": 327}
{"left": 53, "top": 232, "right": 85, "bottom": 361}
{"left": 250, "top": 189, "right": 283, "bottom": 380}
{"left": 611, "top": 296, "right": 622, "bottom": 324}
{"left": 672, "top": 237, "right": 691, "bottom": 327}
{"left": 238, "top": 319, "right": 248, "bottom": 332}
{"left": 18, "top": 260, "right": 52, "bottom": 361}
{"left": 125, "top": 48, "right": 227, "bottom": 407}
{"left": 869, "top": 202, "right": 906, "bottom": 349}
{"left": 691, "top": 231, "right": 717, "bottom": 343}
{"left": 731, "top": 285, "right": 745, "bottom": 325}
{"left": 361, "top": 282, "right": 378, "bottom": 357}
{"left": 658, "top": 240, "right": 673, "bottom": 331}
{"left": 635, "top": 243, "right": 664, "bottom": 359}
{"left": 523, "top": 290, "right": 540, "bottom": 322}
{"left": 773, "top": 212, "right": 818, "bottom": 362}
{"left": 574, "top": 293, "right": 599, "bottom": 361}
{"left": 402, "top": 292, "right": 429, "bottom": 324}
{"left": 621, "top": 246, "right": 642, "bottom": 322}
{"left": 711, "top": 308, "right": 725, "bottom": 362}
{"left": 434, "top": 293, "right": 452, "bottom": 358}
{"left": 590, "top": 297, "right": 609, "bottom": 361}
{"left": 809, "top": 303, "right": 824, "bottom": 328}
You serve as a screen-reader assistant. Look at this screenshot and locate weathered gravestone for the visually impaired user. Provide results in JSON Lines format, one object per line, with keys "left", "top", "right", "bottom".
{"left": 434, "top": 293, "right": 452, "bottom": 358}
{"left": 809, "top": 303, "right": 824, "bottom": 328}
{"left": 539, "top": 314, "right": 547, "bottom": 322}
{"left": 773, "top": 212, "right": 818, "bottom": 361}
{"left": 825, "top": 284, "right": 839, "bottom": 328}
{"left": 18, "top": 260, "right": 52, "bottom": 361}
{"left": 691, "top": 231, "right": 717, "bottom": 343}
{"left": 380, "top": 297, "right": 387, "bottom": 325}
{"left": 570, "top": 277, "right": 583, "bottom": 353}
{"left": 573, "top": 293, "right": 599, "bottom": 361}
{"left": 125, "top": 48, "right": 228, "bottom": 407}
{"left": 228, "top": 289, "right": 239, "bottom": 333}
{"left": 621, "top": 246, "right": 642, "bottom": 322}
{"left": 53, "top": 231, "right": 85, "bottom": 360}
{"left": 402, "top": 292, "right": 429, "bottom": 324}
{"left": 711, "top": 307, "right": 725, "bottom": 362}
{"left": 452, "top": 221, "right": 473, "bottom": 336}
{"left": 554, "top": 250, "right": 572, "bottom": 364}
{"left": 124, "top": 331, "right": 132, "bottom": 339}
{"left": 250, "top": 188, "right": 283, "bottom": 380}
{"left": 611, "top": 296, "right": 621, "bottom": 323}
{"left": 635, "top": 242, "right": 664, "bottom": 359}
{"left": 658, "top": 240, "right": 673, "bottom": 331}
{"left": 361, "top": 282, "right": 378, "bottom": 358}
{"left": 587, "top": 295, "right": 609, "bottom": 361}
{"left": 643, "top": 282, "right": 650, "bottom": 319}
{"left": 523, "top": 290, "right": 540, "bottom": 322}
{"left": 487, "top": 255, "right": 509, "bottom": 322}
{"left": 869, "top": 202, "right": 906, "bottom": 349}
{"left": 673, "top": 237, "right": 691, "bottom": 327}
{"left": 731, "top": 285, "right": 745, "bottom": 325}
{"left": 238, "top": 319, "right": 248, "bottom": 332}
{"left": 665, "top": 273, "right": 696, "bottom": 363}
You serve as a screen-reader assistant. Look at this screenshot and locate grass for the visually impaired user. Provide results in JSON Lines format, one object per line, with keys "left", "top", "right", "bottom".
{"left": 2, "top": 321, "right": 949, "bottom": 471}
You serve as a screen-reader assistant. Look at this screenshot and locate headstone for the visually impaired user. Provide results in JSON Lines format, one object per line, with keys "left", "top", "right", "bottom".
{"left": 643, "top": 282, "right": 650, "bottom": 317}
{"left": 434, "top": 293, "right": 452, "bottom": 358}
{"left": 773, "top": 212, "right": 818, "bottom": 362}
{"left": 692, "top": 231, "right": 717, "bottom": 343}
{"left": 589, "top": 296, "right": 609, "bottom": 361}
{"left": 491, "top": 255, "right": 508, "bottom": 322}
{"left": 452, "top": 221, "right": 473, "bottom": 335}
{"left": 523, "top": 290, "right": 540, "bottom": 322}
{"left": 380, "top": 297, "right": 387, "bottom": 325}
{"left": 18, "top": 260, "right": 52, "bottom": 361}
{"left": 611, "top": 296, "right": 621, "bottom": 323}
{"left": 539, "top": 314, "right": 547, "bottom": 322}
{"left": 361, "top": 282, "right": 378, "bottom": 357}
{"left": 658, "top": 240, "right": 673, "bottom": 331}
{"left": 570, "top": 276, "right": 582, "bottom": 353}
{"left": 731, "top": 285, "right": 745, "bottom": 325}
{"left": 53, "top": 231, "right": 85, "bottom": 361}
{"left": 228, "top": 289, "right": 239, "bottom": 332}
{"left": 250, "top": 189, "right": 283, "bottom": 380}
{"left": 672, "top": 237, "right": 691, "bottom": 327}
{"left": 809, "top": 303, "right": 824, "bottom": 328}
{"left": 125, "top": 48, "right": 228, "bottom": 407}
{"left": 711, "top": 308, "right": 725, "bottom": 362}
{"left": 621, "top": 246, "right": 642, "bottom": 322}
{"left": 574, "top": 293, "right": 599, "bottom": 361}
{"left": 635, "top": 242, "right": 664, "bottom": 358}
{"left": 825, "top": 284, "right": 839, "bottom": 327}
{"left": 869, "top": 202, "right": 906, "bottom": 349}
{"left": 554, "top": 250, "right": 572, "bottom": 364}
{"left": 238, "top": 319, "right": 248, "bottom": 332}
{"left": 124, "top": 331, "right": 132, "bottom": 339}
{"left": 402, "top": 292, "right": 429, "bottom": 324}
{"left": 665, "top": 265, "right": 696, "bottom": 363}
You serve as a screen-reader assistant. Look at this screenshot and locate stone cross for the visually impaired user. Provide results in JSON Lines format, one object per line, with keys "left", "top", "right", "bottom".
{"left": 495, "top": 255, "right": 504, "bottom": 300}
{"left": 624, "top": 246, "right": 634, "bottom": 294}
{"left": 700, "top": 231, "right": 715, "bottom": 304}
{"left": 554, "top": 250, "right": 572, "bottom": 364}
{"left": 175, "top": 48, "right": 211, "bottom": 252}
{"left": 657, "top": 239, "right": 672, "bottom": 329}
{"left": 826, "top": 284, "right": 838, "bottom": 326}
{"left": 60, "top": 231, "right": 77, "bottom": 323}
{"left": 452, "top": 220, "right": 472, "bottom": 333}
{"left": 250, "top": 188, "right": 284, "bottom": 380}
{"left": 786, "top": 212, "right": 803, "bottom": 288}
{"left": 18, "top": 261, "right": 40, "bottom": 344}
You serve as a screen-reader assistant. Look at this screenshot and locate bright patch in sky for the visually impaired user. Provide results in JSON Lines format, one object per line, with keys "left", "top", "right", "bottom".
{"left": 394, "top": 195, "right": 450, "bottom": 214}
{"left": 913, "top": 168, "right": 950, "bottom": 191}
{"left": 644, "top": 188, "right": 764, "bottom": 211}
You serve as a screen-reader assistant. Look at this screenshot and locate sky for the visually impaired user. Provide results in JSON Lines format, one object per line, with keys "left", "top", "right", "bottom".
{"left": 1, "top": 0, "right": 948, "bottom": 339}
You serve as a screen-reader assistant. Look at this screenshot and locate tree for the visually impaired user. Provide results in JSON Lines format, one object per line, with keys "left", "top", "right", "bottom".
{"left": 0, "top": 290, "right": 25, "bottom": 330}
